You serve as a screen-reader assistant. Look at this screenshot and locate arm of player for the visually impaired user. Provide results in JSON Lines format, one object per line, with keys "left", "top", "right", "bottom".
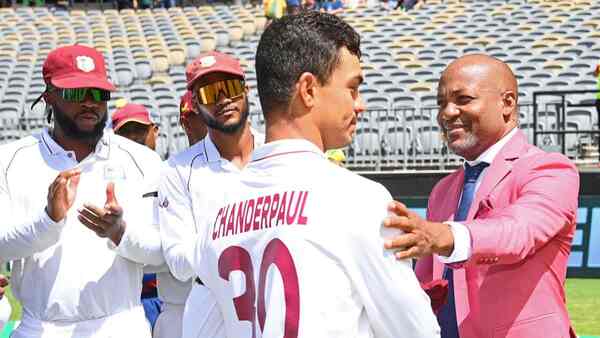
{"left": 0, "top": 166, "right": 78, "bottom": 261}
{"left": 110, "top": 168, "right": 165, "bottom": 266}
{"left": 78, "top": 180, "right": 165, "bottom": 266}
{"left": 158, "top": 162, "right": 197, "bottom": 282}
{"left": 462, "top": 153, "right": 579, "bottom": 266}
{"left": 111, "top": 185, "right": 165, "bottom": 266}
{"left": 347, "top": 185, "right": 440, "bottom": 338}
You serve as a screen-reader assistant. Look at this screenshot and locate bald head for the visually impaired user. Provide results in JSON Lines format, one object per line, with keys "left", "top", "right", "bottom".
{"left": 436, "top": 54, "right": 519, "bottom": 161}
{"left": 441, "top": 54, "right": 518, "bottom": 105}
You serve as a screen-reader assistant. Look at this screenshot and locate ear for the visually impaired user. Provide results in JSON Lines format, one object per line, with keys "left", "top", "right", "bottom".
{"left": 501, "top": 90, "right": 517, "bottom": 121}
{"left": 180, "top": 117, "right": 191, "bottom": 134}
{"left": 296, "top": 72, "right": 319, "bottom": 110}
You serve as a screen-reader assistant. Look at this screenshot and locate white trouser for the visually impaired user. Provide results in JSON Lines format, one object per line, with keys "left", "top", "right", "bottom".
{"left": 0, "top": 296, "right": 11, "bottom": 331}
{"left": 153, "top": 302, "right": 184, "bottom": 338}
{"left": 182, "top": 283, "right": 225, "bottom": 338}
{"left": 12, "top": 306, "right": 151, "bottom": 338}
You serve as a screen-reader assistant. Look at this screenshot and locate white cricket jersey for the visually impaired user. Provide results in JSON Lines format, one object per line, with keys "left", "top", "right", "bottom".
{"left": 158, "top": 129, "right": 264, "bottom": 288}
{"left": 158, "top": 128, "right": 263, "bottom": 338}
{"left": 191, "top": 139, "right": 440, "bottom": 338}
{"left": 0, "top": 129, "right": 163, "bottom": 331}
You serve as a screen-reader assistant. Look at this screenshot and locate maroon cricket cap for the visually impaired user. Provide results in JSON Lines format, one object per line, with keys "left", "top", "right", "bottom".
{"left": 185, "top": 51, "right": 245, "bottom": 89}
{"left": 43, "top": 45, "right": 116, "bottom": 91}
{"left": 112, "top": 103, "right": 153, "bottom": 131}
{"left": 179, "top": 91, "right": 195, "bottom": 119}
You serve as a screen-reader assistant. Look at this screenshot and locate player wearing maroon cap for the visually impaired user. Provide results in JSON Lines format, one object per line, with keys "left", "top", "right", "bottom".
{"left": 179, "top": 91, "right": 208, "bottom": 146}
{"left": 0, "top": 45, "right": 164, "bottom": 338}
{"left": 112, "top": 103, "right": 160, "bottom": 150}
{"left": 157, "top": 51, "right": 263, "bottom": 338}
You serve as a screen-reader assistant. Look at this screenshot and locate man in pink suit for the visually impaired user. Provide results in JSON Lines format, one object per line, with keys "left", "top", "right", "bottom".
{"left": 383, "top": 54, "right": 579, "bottom": 338}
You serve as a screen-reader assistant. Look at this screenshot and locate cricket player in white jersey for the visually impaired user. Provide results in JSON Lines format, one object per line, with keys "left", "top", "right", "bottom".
{"left": 158, "top": 51, "right": 263, "bottom": 338}
{"left": 0, "top": 45, "right": 163, "bottom": 338}
{"left": 152, "top": 92, "right": 209, "bottom": 338}
{"left": 189, "top": 12, "right": 440, "bottom": 338}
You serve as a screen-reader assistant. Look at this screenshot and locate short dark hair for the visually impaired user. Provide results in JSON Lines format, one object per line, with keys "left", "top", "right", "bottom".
{"left": 255, "top": 11, "right": 361, "bottom": 115}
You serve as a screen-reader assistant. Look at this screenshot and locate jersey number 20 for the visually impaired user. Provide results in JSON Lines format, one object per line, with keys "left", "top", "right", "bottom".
{"left": 218, "top": 238, "right": 300, "bottom": 338}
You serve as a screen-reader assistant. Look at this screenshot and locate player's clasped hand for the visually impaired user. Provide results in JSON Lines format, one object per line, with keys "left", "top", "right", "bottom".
{"left": 78, "top": 182, "right": 126, "bottom": 246}
{"left": 46, "top": 168, "right": 82, "bottom": 222}
{"left": 383, "top": 200, "right": 455, "bottom": 259}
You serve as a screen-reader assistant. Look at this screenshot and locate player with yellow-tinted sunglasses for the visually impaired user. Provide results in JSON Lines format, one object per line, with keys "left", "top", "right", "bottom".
{"left": 194, "top": 78, "right": 245, "bottom": 105}
{"left": 185, "top": 51, "right": 251, "bottom": 134}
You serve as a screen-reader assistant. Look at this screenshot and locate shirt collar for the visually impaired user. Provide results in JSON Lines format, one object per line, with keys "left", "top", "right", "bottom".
{"left": 203, "top": 127, "right": 264, "bottom": 163}
{"left": 465, "top": 127, "right": 518, "bottom": 167}
{"left": 251, "top": 138, "right": 325, "bottom": 163}
{"left": 41, "top": 128, "right": 110, "bottom": 160}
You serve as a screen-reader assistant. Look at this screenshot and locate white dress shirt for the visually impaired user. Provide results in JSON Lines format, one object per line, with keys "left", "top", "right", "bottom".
{"left": 0, "top": 129, "right": 163, "bottom": 336}
{"left": 439, "top": 127, "right": 519, "bottom": 263}
{"left": 190, "top": 139, "right": 440, "bottom": 338}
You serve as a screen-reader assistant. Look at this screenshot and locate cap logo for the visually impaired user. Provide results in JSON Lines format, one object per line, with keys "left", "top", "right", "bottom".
{"left": 76, "top": 56, "right": 95, "bottom": 73}
{"left": 199, "top": 56, "right": 216, "bottom": 68}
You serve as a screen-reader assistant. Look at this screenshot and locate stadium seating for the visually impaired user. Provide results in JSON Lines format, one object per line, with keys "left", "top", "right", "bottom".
{"left": 0, "top": 0, "right": 598, "bottom": 169}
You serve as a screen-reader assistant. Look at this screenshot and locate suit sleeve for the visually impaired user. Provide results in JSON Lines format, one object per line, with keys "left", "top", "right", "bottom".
{"left": 464, "top": 153, "right": 579, "bottom": 266}
{"left": 0, "top": 159, "right": 66, "bottom": 261}
{"left": 414, "top": 192, "right": 440, "bottom": 284}
{"left": 347, "top": 184, "right": 440, "bottom": 338}
{"left": 158, "top": 160, "right": 196, "bottom": 282}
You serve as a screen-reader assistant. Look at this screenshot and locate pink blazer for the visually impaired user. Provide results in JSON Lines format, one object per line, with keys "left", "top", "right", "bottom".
{"left": 416, "top": 130, "right": 579, "bottom": 338}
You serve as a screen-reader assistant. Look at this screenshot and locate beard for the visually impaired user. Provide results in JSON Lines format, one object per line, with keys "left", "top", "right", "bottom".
{"left": 50, "top": 105, "right": 106, "bottom": 142}
{"left": 197, "top": 97, "right": 250, "bottom": 135}
{"left": 446, "top": 131, "right": 479, "bottom": 158}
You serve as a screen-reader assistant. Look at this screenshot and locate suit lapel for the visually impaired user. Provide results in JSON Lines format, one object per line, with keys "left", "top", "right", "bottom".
{"left": 467, "top": 130, "right": 528, "bottom": 220}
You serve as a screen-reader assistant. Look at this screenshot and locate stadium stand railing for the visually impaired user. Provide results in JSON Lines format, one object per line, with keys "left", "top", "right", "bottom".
{"left": 0, "top": 0, "right": 599, "bottom": 170}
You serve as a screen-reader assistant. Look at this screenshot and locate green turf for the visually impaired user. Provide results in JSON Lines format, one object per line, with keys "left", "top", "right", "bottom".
{"left": 566, "top": 278, "right": 600, "bottom": 336}
{"left": 1, "top": 277, "right": 598, "bottom": 336}
{"left": 5, "top": 285, "right": 21, "bottom": 322}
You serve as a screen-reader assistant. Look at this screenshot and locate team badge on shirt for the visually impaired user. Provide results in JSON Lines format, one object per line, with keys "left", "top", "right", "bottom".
{"left": 159, "top": 197, "right": 169, "bottom": 208}
{"left": 104, "top": 163, "right": 126, "bottom": 180}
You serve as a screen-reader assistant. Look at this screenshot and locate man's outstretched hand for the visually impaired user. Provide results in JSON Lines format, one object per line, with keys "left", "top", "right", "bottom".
{"left": 383, "top": 201, "right": 455, "bottom": 259}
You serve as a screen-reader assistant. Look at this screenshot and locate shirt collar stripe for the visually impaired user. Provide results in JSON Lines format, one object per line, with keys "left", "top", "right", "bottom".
{"left": 251, "top": 150, "right": 317, "bottom": 163}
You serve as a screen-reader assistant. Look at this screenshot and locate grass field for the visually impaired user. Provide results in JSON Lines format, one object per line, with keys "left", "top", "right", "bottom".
{"left": 3, "top": 278, "right": 599, "bottom": 335}
{"left": 566, "top": 278, "right": 600, "bottom": 336}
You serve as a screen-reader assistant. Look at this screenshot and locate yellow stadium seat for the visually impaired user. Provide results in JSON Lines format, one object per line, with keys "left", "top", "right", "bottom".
{"left": 409, "top": 82, "right": 434, "bottom": 93}
{"left": 147, "top": 74, "right": 171, "bottom": 85}
{"left": 168, "top": 48, "right": 186, "bottom": 66}
{"left": 199, "top": 34, "right": 216, "bottom": 52}
{"left": 254, "top": 17, "right": 267, "bottom": 32}
{"left": 241, "top": 19, "right": 256, "bottom": 37}
{"left": 228, "top": 25, "right": 244, "bottom": 44}
{"left": 152, "top": 56, "right": 170, "bottom": 73}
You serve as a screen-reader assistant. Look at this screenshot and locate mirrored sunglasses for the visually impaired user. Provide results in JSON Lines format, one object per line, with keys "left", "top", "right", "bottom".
{"left": 196, "top": 79, "right": 245, "bottom": 105}
{"left": 60, "top": 88, "right": 111, "bottom": 103}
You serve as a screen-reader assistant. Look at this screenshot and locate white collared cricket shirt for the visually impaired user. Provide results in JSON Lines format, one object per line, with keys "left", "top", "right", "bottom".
{"left": 191, "top": 139, "right": 441, "bottom": 338}
{"left": 158, "top": 130, "right": 263, "bottom": 338}
{"left": 0, "top": 129, "right": 163, "bottom": 336}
